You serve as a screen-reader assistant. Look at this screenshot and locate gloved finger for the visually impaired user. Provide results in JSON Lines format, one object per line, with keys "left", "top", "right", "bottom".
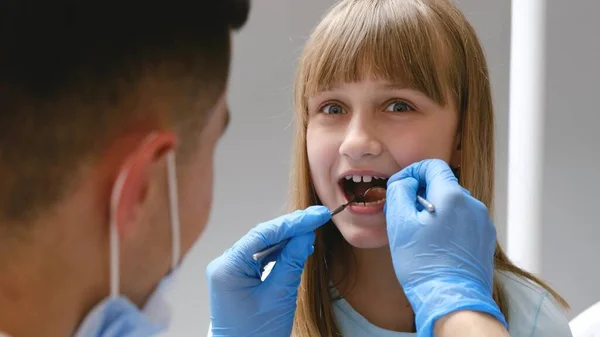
{"left": 385, "top": 176, "right": 421, "bottom": 246}
{"left": 389, "top": 159, "right": 463, "bottom": 211}
{"left": 387, "top": 159, "right": 458, "bottom": 188}
{"left": 263, "top": 232, "right": 315, "bottom": 289}
{"left": 206, "top": 249, "right": 264, "bottom": 290}
{"left": 385, "top": 176, "right": 419, "bottom": 218}
{"left": 206, "top": 206, "right": 329, "bottom": 286}
{"left": 231, "top": 205, "right": 330, "bottom": 260}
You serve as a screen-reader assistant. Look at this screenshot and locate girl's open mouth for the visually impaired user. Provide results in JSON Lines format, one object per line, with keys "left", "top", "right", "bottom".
{"left": 338, "top": 175, "right": 388, "bottom": 205}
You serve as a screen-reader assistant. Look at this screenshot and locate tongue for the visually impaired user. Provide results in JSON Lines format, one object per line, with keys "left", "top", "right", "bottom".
{"left": 353, "top": 182, "right": 372, "bottom": 198}
{"left": 363, "top": 187, "right": 386, "bottom": 202}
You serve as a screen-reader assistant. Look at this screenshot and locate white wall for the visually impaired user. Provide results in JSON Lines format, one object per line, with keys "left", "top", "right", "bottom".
{"left": 541, "top": 0, "right": 600, "bottom": 319}
{"left": 454, "top": 0, "right": 512, "bottom": 246}
{"left": 169, "top": 0, "right": 597, "bottom": 334}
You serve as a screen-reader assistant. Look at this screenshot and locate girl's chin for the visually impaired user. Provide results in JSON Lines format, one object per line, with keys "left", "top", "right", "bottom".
{"left": 335, "top": 222, "right": 389, "bottom": 249}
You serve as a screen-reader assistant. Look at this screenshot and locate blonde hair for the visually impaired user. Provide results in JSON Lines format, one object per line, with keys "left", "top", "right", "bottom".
{"left": 288, "top": 0, "right": 568, "bottom": 335}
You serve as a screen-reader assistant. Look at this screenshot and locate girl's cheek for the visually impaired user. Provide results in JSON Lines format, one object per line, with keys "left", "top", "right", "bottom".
{"left": 383, "top": 128, "right": 455, "bottom": 166}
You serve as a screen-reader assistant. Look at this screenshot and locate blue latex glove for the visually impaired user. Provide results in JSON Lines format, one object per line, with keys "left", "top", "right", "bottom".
{"left": 206, "top": 206, "right": 331, "bottom": 337}
{"left": 385, "top": 159, "right": 507, "bottom": 337}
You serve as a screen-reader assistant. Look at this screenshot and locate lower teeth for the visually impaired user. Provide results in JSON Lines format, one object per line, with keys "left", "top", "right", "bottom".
{"left": 354, "top": 198, "right": 386, "bottom": 206}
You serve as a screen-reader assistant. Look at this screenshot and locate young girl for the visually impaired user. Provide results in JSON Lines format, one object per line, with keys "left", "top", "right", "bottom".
{"left": 288, "top": 0, "right": 572, "bottom": 336}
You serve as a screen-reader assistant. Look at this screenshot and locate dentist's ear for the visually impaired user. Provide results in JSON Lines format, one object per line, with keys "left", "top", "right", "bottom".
{"left": 110, "top": 132, "right": 177, "bottom": 236}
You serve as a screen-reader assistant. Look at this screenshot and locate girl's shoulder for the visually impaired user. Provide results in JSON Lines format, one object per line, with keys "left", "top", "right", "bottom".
{"left": 495, "top": 270, "right": 572, "bottom": 337}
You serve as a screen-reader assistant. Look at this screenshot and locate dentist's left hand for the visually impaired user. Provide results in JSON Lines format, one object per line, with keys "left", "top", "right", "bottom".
{"left": 384, "top": 159, "right": 506, "bottom": 337}
{"left": 206, "top": 206, "right": 331, "bottom": 337}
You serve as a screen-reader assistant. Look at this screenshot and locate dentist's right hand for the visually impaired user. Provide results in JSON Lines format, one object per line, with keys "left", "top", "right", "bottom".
{"left": 206, "top": 206, "right": 331, "bottom": 337}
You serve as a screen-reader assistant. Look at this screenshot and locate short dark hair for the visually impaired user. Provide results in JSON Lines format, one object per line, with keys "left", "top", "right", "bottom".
{"left": 0, "top": 1, "right": 250, "bottom": 225}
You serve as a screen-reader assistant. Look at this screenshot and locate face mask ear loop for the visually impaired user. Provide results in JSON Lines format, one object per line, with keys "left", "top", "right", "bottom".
{"left": 109, "top": 168, "right": 129, "bottom": 299}
{"left": 166, "top": 151, "right": 181, "bottom": 270}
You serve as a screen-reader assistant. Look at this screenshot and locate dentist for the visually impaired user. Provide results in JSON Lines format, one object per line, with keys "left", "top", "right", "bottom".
{"left": 0, "top": 1, "right": 251, "bottom": 336}
{"left": 0, "top": 1, "right": 509, "bottom": 337}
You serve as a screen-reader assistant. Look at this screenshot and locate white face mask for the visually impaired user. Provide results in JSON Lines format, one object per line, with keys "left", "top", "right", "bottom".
{"left": 74, "top": 150, "right": 181, "bottom": 337}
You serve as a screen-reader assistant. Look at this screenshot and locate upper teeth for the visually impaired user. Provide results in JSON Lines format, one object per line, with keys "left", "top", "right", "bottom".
{"left": 345, "top": 175, "right": 386, "bottom": 183}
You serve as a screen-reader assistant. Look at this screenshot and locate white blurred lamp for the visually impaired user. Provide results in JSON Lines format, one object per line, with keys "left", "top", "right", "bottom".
{"left": 570, "top": 301, "right": 600, "bottom": 337}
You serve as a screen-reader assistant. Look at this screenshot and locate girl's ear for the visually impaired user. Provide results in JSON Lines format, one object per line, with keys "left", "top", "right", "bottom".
{"left": 450, "top": 132, "right": 461, "bottom": 169}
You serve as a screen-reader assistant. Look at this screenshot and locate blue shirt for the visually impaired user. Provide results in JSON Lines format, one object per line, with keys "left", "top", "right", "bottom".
{"left": 333, "top": 271, "right": 572, "bottom": 337}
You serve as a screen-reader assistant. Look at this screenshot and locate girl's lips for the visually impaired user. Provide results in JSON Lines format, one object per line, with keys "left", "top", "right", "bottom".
{"left": 347, "top": 201, "right": 385, "bottom": 215}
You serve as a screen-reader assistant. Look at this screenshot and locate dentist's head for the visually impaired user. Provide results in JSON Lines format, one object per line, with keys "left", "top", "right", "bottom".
{"left": 0, "top": 1, "right": 249, "bottom": 336}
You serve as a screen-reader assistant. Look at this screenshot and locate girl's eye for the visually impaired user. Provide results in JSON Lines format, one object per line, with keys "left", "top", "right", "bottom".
{"left": 320, "top": 103, "right": 345, "bottom": 115}
{"left": 385, "top": 101, "right": 413, "bottom": 113}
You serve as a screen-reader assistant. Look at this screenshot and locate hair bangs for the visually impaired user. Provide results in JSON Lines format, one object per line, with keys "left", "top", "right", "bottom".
{"left": 299, "top": 0, "right": 452, "bottom": 107}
